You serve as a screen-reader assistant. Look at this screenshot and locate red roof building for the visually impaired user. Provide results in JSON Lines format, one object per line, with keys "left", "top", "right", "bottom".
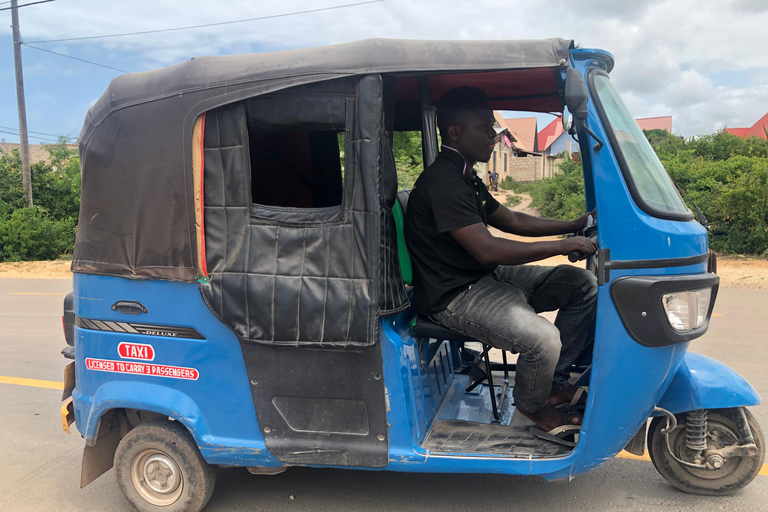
{"left": 503, "top": 117, "right": 539, "bottom": 153}
{"left": 537, "top": 116, "right": 565, "bottom": 154}
{"left": 725, "top": 112, "right": 768, "bottom": 140}
{"left": 635, "top": 116, "right": 672, "bottom": 132}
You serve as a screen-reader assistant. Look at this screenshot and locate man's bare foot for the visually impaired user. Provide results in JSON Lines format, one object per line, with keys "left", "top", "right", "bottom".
{"left": 548, "top": 384, "right": 585, "bottom": 408}
{"left": 516, "top": 404, "right": 581, "bottom": 432}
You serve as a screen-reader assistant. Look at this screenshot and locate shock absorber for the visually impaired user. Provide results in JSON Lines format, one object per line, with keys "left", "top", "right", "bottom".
{"left": 685, "top": 409, "right": 708, "bottom": 462}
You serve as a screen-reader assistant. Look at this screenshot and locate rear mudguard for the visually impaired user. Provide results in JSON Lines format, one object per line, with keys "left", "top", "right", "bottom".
{"left": 656, "top": 351, "right": 761, "bottom": 414}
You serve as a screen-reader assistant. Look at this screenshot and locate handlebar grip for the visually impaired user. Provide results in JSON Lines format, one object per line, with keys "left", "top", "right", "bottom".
{"left": 568, "top": 251, "right": 582, "bottom": 263}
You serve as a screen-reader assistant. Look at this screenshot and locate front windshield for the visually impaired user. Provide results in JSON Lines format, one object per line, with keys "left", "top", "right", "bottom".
{"left": 592, "top": 73, "right": 689, "bottom": 216}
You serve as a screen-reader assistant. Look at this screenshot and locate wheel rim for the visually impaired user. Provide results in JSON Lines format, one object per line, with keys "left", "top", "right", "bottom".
{"left": 671, "top": 419, "right": 742, "bottom": 480}
{"left": 130, "top": 448, "right": 184, "bottom": 506}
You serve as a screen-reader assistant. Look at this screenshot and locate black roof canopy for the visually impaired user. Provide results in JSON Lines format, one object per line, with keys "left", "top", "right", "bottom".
{"left": 74, "top": 38, "right": 574, "bottom": 280}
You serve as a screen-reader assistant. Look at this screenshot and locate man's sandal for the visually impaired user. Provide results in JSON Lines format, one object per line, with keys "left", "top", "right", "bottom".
{"left": 556, "top": 386, "right": 588, "bottom": 413}
{"left": 533, "top": 424, "right": 581, "bottom": 448}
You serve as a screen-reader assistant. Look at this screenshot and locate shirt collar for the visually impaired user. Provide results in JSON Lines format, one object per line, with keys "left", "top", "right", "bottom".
{"left": 440, "top": 144, "right": 477, "bottom": 178}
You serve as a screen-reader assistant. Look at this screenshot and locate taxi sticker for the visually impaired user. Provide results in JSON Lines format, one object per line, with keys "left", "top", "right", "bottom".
{"left": 85, "top": 358, "right": 199, "bottom": 380}
{"left": 118, "top": 342, "right": 155, "bottom": 361}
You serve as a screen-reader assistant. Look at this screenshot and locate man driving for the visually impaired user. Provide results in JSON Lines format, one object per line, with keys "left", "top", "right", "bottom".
{"left": 404, "top": 86, "right": 598, "bottom": 433}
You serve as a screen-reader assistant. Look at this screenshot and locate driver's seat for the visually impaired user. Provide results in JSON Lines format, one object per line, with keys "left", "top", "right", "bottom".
{"left": 392, "top": 189, "right": 508, "bottom": 420}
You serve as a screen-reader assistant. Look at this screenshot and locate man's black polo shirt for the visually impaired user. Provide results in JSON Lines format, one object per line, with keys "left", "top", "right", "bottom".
{"left": 404, "top": 147, "right": 500, "bottom": 315}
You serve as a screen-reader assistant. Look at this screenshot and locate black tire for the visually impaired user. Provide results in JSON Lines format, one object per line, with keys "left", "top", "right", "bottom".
{"left": 114, "top": 420, "right": 216, "bottom": 512}
{"left": 648, "top": 408, "right": 765, "bottom": 496}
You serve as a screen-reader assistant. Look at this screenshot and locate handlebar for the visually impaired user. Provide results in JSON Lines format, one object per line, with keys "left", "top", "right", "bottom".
{"left": 568, "top": 249, "right": 585, "bottom": 263}
{"left": 567, "top": 215, "right": 598, "bottom": 262}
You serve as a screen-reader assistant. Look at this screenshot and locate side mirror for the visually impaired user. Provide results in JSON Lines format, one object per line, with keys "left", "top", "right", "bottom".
{"left": 562, "top": 106, "right": 573, "bottom": 131}
{"left": 565, "top": 68, "right": 589, "bottom": 121}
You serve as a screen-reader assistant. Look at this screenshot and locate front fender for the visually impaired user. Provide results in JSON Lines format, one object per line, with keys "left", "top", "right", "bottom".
{"left": 656, "top": 352, "right": 761, "bottom": 414}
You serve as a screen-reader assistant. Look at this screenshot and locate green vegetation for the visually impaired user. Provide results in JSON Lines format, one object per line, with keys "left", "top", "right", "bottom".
{"left": 646, "top": 130, "right": 768, "bottom": 256}
{"left": 504, "top": 194, "right": 522, "bottom": 207}
{"left": 393, "top": 131, "right": 424, "bottom": 189}
{"left": 0, "top": 139, "right": 80, "bottom": 261}
{"left": 2, "top": 128, "right": 766, "bottom": 262}
{"left": 499, "top": 176, "right": 535, "bottom": 194}
{"left": 529, "top": 153, "right": 586, "bottom": 221}
{"left": 525, "top": 132, "right": 768, "bottom": 256}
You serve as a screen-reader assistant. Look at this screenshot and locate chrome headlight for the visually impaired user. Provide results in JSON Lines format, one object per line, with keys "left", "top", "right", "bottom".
{"left": 662, "top": 288, "right": 712, "bottom": 332}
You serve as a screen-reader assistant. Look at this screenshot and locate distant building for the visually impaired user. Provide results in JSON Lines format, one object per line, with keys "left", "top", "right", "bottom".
{"left": 538, "top": 116, "right": 672, "bottom": 156}
{"left": 725, "top": 112, "right": 768, "bottom": 140}
{"left": 636, "top": 116, "right": 672, "bottom": 132}
{"left": 503, "top": 117, "right": 539, "bottom": 153}
{"left": 477, "top": 113, "right": 561, "bottom": 183}
{"left": 0, "top": 142, "right": 78, "bottom": 164}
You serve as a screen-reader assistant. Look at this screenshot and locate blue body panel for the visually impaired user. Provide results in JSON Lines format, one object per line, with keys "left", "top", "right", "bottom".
{"left": 657, "top": 352, "right": 761, "bottom": 414}
{"left": 72, "top": 273, "right": 283, "bottom": 467}
{"left": 70, "top": 47, "right": 760, "bottom": 481}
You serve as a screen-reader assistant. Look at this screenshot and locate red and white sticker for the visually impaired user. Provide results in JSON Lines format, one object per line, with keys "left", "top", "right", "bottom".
{"left": 118, "top": 342, "right": 155, "bottom": 361}
{"left": 85, "top": 358, "right": 199, "bottom": 380}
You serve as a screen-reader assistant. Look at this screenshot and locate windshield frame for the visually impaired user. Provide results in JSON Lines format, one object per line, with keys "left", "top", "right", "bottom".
{"left": 587, "top": 68, "right": 693, "bottom": 222}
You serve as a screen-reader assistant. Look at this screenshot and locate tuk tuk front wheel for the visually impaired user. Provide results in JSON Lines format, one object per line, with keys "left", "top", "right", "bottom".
{"left": 114, "top": 420, "right": 215, "bottom": 512}
{"left": 648, "top": 408, "right": 765, "bottom": 496}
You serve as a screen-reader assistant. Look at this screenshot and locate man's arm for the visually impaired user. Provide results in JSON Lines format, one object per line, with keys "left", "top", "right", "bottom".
{"left": 450, "top": 222, "right": 598, "bottom": 266}
{"left": 487, "top": 204, "right": 593, "bottom": 237}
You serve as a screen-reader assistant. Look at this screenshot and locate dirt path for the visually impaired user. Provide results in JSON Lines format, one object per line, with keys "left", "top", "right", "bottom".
{"left": 1, "top": 193, "right": 765, "bottom": 289}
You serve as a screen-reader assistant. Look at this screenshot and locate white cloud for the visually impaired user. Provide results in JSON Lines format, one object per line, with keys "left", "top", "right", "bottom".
{"left": 664, "top": 70, "right": 715, "bottom": 109}
{"left": 8, "top": 0, "right": 768, "bottom": 136}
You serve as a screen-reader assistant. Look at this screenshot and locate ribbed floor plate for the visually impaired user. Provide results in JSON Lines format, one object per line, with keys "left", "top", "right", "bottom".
{"left": 422, "top": 418, "right": 572, "bottom": 457}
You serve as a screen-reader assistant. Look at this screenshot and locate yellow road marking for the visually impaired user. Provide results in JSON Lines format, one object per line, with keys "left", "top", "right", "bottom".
{"left": 0, "top": 375, "right": 64, "bottom": 390}
{"left": 617, "top": 450, "right": 651, "bottom": 461}
{"left": 617, "top": 450, "right": 768, "bottom": 476}
{"left": 712, "top": 313, "right": 724, "bottom": 317}
{"left": 7, "top": 292, "right": 67, "bottom": 296}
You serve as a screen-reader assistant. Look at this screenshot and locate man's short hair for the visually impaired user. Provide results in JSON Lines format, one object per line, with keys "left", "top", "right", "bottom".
{"left": 437, "top": 86, "right": 490, "bottom": 137}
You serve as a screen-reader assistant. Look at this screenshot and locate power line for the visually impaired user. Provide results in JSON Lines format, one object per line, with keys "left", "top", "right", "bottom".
{"left": 0, "top": 128, "right": 60, "bottom": 142}
{"left": 0, "top": 124, "right": 63, "bottom": 137}
{"left": 25, "top": 0, "right": 386, "bottom": 44}
{"left": 22, "top": 42, "right": 130, "bottom": 73}
{"left": 0, "top": 0, "right": 55, "bottom": 12}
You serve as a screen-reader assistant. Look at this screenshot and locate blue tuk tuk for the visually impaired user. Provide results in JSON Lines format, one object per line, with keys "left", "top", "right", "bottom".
{"left": 59, "top": 38, "right": 764, "bottom": 511}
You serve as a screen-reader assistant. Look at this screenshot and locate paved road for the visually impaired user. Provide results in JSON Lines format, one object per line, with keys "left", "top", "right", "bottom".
{"left": 0, "top": 278, "right": 766, "bottom": 511}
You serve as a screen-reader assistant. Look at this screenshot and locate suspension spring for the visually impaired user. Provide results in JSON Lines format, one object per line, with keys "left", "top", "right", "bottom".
{"left": 685, "top": 409, "right": 709, "bottom": 452}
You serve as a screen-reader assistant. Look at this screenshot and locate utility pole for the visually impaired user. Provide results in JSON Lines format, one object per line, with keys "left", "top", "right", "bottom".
{"left": 11, "top": 0, "right": 33, "bottom": 207}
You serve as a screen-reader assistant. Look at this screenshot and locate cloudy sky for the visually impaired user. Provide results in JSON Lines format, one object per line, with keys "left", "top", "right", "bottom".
{"left": 1, "top": 0, "right": 767, "bottom": 144}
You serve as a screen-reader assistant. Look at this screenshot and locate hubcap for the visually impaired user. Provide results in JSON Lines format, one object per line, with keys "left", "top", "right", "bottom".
{"left": 130, "top": 449, "right": 184, "bottom": 506}
{"left": 673, "top": 420, "right": 741, "bottom": 479}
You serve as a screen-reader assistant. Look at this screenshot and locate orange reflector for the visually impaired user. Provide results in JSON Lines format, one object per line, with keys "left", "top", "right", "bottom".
{"left": 61, "top": 397, "right": 74, "bottom": 434}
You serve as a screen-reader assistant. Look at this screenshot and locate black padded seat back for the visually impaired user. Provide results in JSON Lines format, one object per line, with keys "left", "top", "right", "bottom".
{"left": 397, "top": 189, "right": 411, "bottom": 215}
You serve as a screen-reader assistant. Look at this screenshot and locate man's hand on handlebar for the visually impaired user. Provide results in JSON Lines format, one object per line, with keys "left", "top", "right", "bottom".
{"left": 571, "top": 208, "right": 596, "bottom": 233}
{"left": 560, "top": 236, "right": 598, "bottom": 261}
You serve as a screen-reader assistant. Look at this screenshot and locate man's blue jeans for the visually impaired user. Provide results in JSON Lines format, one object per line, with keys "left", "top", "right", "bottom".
{"left": 431, "top": 264, "right": 598, "bottom": 414}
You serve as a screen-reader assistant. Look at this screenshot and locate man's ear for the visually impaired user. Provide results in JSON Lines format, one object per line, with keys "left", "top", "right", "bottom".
{"left": 448, "top": 124, "right": 460, "bottom": 142}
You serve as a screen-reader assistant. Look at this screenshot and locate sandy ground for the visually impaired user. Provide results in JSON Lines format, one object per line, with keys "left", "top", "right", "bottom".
{"left": 0, "top": 191, "right": 765, "bottom": 289}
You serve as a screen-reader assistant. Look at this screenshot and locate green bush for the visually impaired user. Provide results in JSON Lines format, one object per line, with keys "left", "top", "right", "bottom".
{"left": 499, "top": 176, "right": 534, "bottom": 194}
{"left": 0, "top": 206, "right": 76, "bottom": 261}
{"left": 519, "top": 132, "right": 768, "bottom": 256}
{"left": 528, "top": 155, "right": 585, "bottom": 221}
{"left": 0, "top": 140, "right": 81, "bottom": 261}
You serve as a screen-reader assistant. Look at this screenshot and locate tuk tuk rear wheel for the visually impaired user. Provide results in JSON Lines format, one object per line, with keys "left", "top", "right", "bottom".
{"left": 648, "top": 408, "right": 765, "bottom": 496}
{"left": 114, "top": 420, "right": 215, "bottom": 512}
